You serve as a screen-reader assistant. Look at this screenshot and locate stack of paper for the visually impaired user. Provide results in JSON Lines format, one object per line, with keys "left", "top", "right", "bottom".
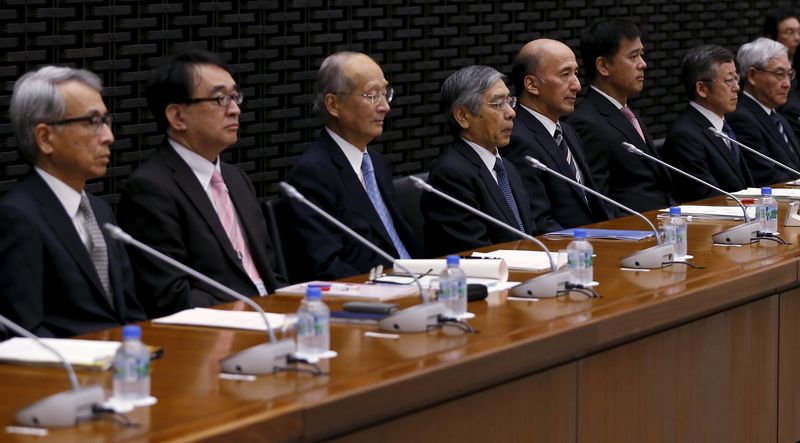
{"left": 0, "top": 338, "right": 120, "bottom": 370}
{"left": 471, "top": 250, "right": 566, "bottom": 272}
{"left": 275, "top": 281, "right": 418, "bottom": 301}
{"left": 153, "top": 308, "right": 295, "bottom": 332}
{"left": 732, "top": 187, "right": 800, "bottom": 199}
{"left": 546, "top": 228, "right": 654, "bottom": 240}
{"left": 657, "top": 205, "right": 755, "bottom": 220}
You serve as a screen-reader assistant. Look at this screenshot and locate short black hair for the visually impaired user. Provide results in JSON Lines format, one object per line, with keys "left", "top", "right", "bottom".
{"left": 580, "top": 18, "right": 642, "bottom": 83}
{"left": 680, "top": 44, "right": 735, "bottom": 100}
{"left": 144, "top": 49, "right": 231, "bottom": 133}
{"left": 763, "top": 7, "right": 798, "bottom": 40}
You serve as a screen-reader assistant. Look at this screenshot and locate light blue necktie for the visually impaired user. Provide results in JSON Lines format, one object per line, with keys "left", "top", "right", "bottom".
{"left": 361, "top": 152, "right": 411, "bottom": 259}
{"left": 493, "top": 157, "right": 525, "bottom": 232}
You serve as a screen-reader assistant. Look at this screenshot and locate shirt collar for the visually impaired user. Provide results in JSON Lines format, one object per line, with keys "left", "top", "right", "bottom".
{"left": 591, "top": 85, "right": 625, "bottom": 109}
{"left": 689, "top": 101, "right": 725, "bottom": 131}
{"left": 34, "top": 166, "right": 83, "bottom": 218}
{"left": 743, "top": 90, "right": 773, "bottom": 115}
{"left": 462, "top": 137, "right": 500, "bottom": 173}
{"left": 326, "top": 127, "right": 366, "bottom": 182}
{"left": 168, "top": 138, "right": 221, "bottom": 191}
{"left": 520, "top": 104, "right": 558, "bottom": 137}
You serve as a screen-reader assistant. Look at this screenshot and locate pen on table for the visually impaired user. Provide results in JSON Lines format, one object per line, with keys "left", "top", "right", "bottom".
{"left": 459, "top": 256, "right": 501, "bottom": 260}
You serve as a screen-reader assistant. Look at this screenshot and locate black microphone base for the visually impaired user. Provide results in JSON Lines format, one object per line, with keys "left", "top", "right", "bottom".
{"left": 620, "top": 243, "right": 674, "bottom": 269}
{"left": 16, "top": 384, "right": 104, "bottom": 427}
{"left": 712, "top": 221, "right": 760, "bottom": 245}
{"left": 510, "top": 270, "right": 570, "bottom": 298}
{"left": 219, "top": 339, "right": 296, "bottom": 375}
{"left": 377, "top": 302, "right": 447, "bottom": 332}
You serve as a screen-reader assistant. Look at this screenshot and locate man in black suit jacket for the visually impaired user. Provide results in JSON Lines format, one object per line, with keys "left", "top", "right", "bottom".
{"left": 0, "top": 66, "right": 145, "bottom": 337}
{"left": 118, "top": 50, "right": 281, "bottom": 317}
{"left": 567, "top": 19, "right": 673, "bottom": 213}
{"left": 422, "top": 65, "right": 536, "bottom": 257}
{"left": 662, "top": 45, "right": 754, "bottom": 203}
{"left": 285, "top": 52, "right": 419, "bottom": 280}
{"left": 505, "top": 39, "right": 609, "bottom": 232}
{"left": 727, "top": 37, "right": 800, "bottom": 186}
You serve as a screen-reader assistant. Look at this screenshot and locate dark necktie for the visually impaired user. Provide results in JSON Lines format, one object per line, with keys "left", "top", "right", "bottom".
{"left": 722, "top": 120, "right": 740, "bottom": 165}
{"left": 361, "top": 152, "right": 411, "bottom": 259}
{"left": 78, "top": 194, "right": 113, "bottom": 307}
{"left": 771, "top": 110, "right": 791, "bottom": 146}
{"left": 553, "top": 123, "right": 581, "bottom": 183}
{"left": 493, "top": 157, "right": 525, "bottom": 232}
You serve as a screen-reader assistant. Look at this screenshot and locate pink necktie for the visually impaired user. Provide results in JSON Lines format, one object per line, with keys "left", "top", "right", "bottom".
{"left": 620, "top": 106, "right": 646, "bottom": 142}
{"left": 210, "top": 169, "right": 264, "bottom": 294}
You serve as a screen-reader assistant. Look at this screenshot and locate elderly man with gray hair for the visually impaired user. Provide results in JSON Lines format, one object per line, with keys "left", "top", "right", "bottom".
{"left": 285, "top": 51, "right": 419, "bottom": 280}
{"left": 0, "top": 66, "right": 145, "bottom": 337}
{"left": 727, "top": 37, "right": 800, "bottom": 185}
{"left": 421, "top": 65, "right": 536, "bottom": 258}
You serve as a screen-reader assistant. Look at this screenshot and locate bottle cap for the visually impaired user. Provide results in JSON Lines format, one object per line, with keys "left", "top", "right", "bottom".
{"left": 761, "top": 187, "right": 772, "bottom": 196}
{"left": 669, "top": 206, "right": 681, "bottom": 216}
{"left": 122, "top": 325, "right": 141, "bottom": 340}
{"left": 306, "top": 286, "right": 322, "bottom": 300}
{"left": 446, "top": 255, "right": 460, "bottom": 266}
{"left": 573, "top": 228, "right": 587, "bottom": 238}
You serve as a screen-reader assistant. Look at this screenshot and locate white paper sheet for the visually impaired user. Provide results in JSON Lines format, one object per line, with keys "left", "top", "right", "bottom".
{"left": 152, "top": 308, "right": 295, "bottom": 332}
{"left": 732, "top": 187, "right": 800, "bottom": 199}
{"left": 0, "top": 338, "right": 120, "bottom": 369}
{"left": 394, "top": 258, "right": 509, "bottom": 280}
{"left": 657, "top": 205, "right": 756, "bottom": 220}
{"left": 471, "top": 250, "right": 565, "bottom": 272}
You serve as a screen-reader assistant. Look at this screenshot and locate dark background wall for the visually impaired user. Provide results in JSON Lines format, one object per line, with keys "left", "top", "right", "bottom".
{"left": 0, "top": 0, "right": 789, "bottom": 204}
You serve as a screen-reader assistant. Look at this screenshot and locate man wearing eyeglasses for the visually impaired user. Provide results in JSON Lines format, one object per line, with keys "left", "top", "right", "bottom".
{"left": 284, "top": 51, "right": 419, "bottom": 280}
{"left": 661, "top": 45, "right": 755, "bottom": 203}
{"left": 504, "top": 39, "right": 610, "bottom": 232}
{"left": 0, "top": 66, "right": 146, "bottom": 337}
{"left": 421, "top": 65, "right": 536, "bottom": 258}
{"left": 727, "top": 37, "right": 800, "bottom": 186}
{"left": 117, "top": 50, "right": 282, "bottom": 317}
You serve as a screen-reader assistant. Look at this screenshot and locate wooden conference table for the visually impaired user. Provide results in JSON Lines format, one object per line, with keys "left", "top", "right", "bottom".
{"left": 3, "top": 194, "right": 800, "bottom": 442}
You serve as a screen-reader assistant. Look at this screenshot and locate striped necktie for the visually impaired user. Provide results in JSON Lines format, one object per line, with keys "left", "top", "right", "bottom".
{"left": 493, "top": 157, "right": 525, "bottom": 232}
{"left": 361, "top": 152, "right": 411, "bottom": 259}
{"left": 78, "top": 194, "right": 113, "bottom": 307}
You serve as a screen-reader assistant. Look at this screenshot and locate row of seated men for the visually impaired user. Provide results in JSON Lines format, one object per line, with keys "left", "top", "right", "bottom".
{"left": 1, "top": 17, "right": 800, "bottom": 340}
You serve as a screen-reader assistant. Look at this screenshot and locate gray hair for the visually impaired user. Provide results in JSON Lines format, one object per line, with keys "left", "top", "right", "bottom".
{"left": 312, "top": 52, "right": 360, "bottom": 124}
{"left": 441, "top": 65, "right": 506, "bottom": 136}
{"left": 736, "top": 37, "right": 788, "bottom": 80}
{"left": 10, "top": 66, "right": 102, "bottom": 163}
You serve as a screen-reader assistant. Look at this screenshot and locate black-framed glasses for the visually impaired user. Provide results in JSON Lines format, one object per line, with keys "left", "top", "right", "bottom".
{"left": 700, "top": 74, "right": 740, "bottom": 88}
{"left": 487, "top": 96, "right": 517, "bottom": 110}
{"left": 335, "top": 87, "right": 394, "bottom": 105}
{"left": 43, "top": 112, "right": 113, "bottom": 133}
{"left": 754, "top": 67, "right": 796, "bottom": 82}
{"left": 187, "top": 91, "right": 244, "bottom": 107}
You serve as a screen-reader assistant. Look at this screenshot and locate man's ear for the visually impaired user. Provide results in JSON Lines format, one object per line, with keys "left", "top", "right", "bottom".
{"left": 324, "top": 93, "right": 340, "bottom": 119}
{"left": 165, "top": 104, "right": 188, "bottom": 131}
{"left": 596, "top": 57, "right": 611, "bottom": 78}
{"left": 33, "top": 123, "right": 55, "bottom": 157}
{"left": 453, "top": 105, "right": 472, "bottom": 130}
{"left": 695, "top": 80, "right": 710, "bottom": 99}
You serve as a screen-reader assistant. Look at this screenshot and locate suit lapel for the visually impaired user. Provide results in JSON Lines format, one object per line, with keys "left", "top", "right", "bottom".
{"left": 688, "top": 108, "right": 742, "bottom": 177}
{"left": 741, "top": 95, "right": 800, "bottom": 166}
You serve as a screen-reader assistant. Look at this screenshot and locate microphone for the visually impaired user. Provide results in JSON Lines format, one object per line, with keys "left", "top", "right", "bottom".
{"left": 707, "top": 126, "right": 800, "bottom": 178}
{"left": 408, "top": 175, "right": 571, "bottom": 298}
{"left": 0, "top": 314, "right": 104, "bottom": 427}
{"left": 103, "top": 224, "right": 295, "bottom": 375}
{"left": 622, "top": 142, "right": 760, "bottom": 245}
{"left": 278, "top": 182, "right": 447, "bottom": 332}
{"left": 524, "top": 156, "right": 674, "bottom": 269}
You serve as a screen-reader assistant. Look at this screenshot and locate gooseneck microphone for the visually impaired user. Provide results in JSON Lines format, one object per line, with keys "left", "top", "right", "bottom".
{"left": 524, "top": 156, "right": 674, "bottom": 269}
{"left": 0, "top": 313, "right": 104, "bottom": 427}
{"left": 408, "top": 175, "right": 571, "bottom": 298}
{"left": 278, "top": 182, "right": 447, "bottom": 332}
{"left": 622, "top": 142, "right": 761, "bottom": 245}
{"left": 103, "top": 224, "right": 295, "bottom": 375}
{"left": 707, "top": 126, "right": 800, "bottom": 179}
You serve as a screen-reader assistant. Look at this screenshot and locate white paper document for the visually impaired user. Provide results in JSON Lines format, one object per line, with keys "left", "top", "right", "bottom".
{"left": 275, "top": 281, "right": 418, "bottom": 301}
{"left": 471, "top": 250, "right": 565, "bottom": 272}
{"left": 0, "top": 338, "right": 120, "bottom": 369}
{"left": 657, "top": 205, "right": 756, "bottom": 220}
{"left": 732, "top": 187, "right": 800, "bottom": 199}
{"left": 394, "top": 258, "right": 508, "bottom": 281}
{"left": 153, "top": 308, "right": 296, "bottom": 332}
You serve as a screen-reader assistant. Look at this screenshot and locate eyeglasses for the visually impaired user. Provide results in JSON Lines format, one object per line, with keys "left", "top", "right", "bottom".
{"left": 781, "top": 28, "right": 800, "bottom": 37}
{"left": 43, "top": 112, "right": 113, "bottom": 133}
{"left": 335, "top": 87, "right": 394, "bottom": 105}
{"left": 487, "top": 96, "right": 517, "bottom": 110}
{"left": 187, "top": 91, "right": 244, "bottom": 107}
{"left": 754, "top": 67, "right": 796, "bottom": 82}
{"left": 701, "top": 74, "right": 740, "bottom": 88}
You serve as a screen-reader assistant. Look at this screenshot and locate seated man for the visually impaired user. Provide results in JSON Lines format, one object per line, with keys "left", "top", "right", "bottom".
{"left": 117, "top": 50, "right": 281, "bottom": 317}
{"left": 422, "top": 65, "right": 536, "bottom": 257}
{"left": 727, "top": 37, "right": 800, "bottom": 185}
{"left": 662, "top": 44, "right": 754, "bottom": 203}
{"left": 285, "top": 52, "right": 419, "bottom": 281}
{"left": 505, "top": 38, "right": 610, "bottom": 231}
{"left": 0, "top": 66, "right": 146, "bottom": 337}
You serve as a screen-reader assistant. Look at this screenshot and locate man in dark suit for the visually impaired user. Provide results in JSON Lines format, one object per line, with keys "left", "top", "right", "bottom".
{"left": 505, "top": 38, "right": 609, "bottom": 232}
{"left": 727, "top": 37, "right": 800, "bottom": 186}
{"left": 662, "top": 45, "right": 754, "bottom": 203}
{"left": 117, "top": 50, "right": 281, "bottom": 317}
{"left": 567, "top": 18, "right": 674, "bottom": 213}
{"left": 0, "top": 66, "right": 146, "bottom": 337}
{"left": 422, "top": 65, "right": 536, "bottom": 257}
{"left": 285, "top": 52, "right": 419, "bottom": 280}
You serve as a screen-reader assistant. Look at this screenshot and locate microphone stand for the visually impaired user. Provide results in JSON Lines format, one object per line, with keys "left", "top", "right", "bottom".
{"left": 0, "top": 314, "right": 104, "bottom": 427}
{"left": 103, "top": 224, "right": 296, "bottom": 375}
{"left": 408, "top": 176, "right": 571, "bottom": 298}
{"left": 524, "top": 156, "right": 674, "bottom": 269}
{"left": 622, "top": 142, "right": 761, "bottom": 245}
{"left": 279, "top": 182, "right": 449, "bottom": 333}
{"left": 708, "top": 126, "right": 800, "bottom": 178}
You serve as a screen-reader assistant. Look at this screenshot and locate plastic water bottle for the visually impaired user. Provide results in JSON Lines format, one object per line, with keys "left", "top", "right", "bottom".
{"left": 438, "top": 255, "right": 467, "bottom": 318}
{"left": 113, "top": 325, "right": 150, "bottom": 402}
{"left": 567, "top": 229, "right": 593, "bottom": 286}
{"left": 663, "top": 207, "right": 688, "bottom": 259}
{"left": 757, "top": 187, "right": 778, "bottom": 234}
{"left": 296, "top": 286, "right": 330, "bottom": 358}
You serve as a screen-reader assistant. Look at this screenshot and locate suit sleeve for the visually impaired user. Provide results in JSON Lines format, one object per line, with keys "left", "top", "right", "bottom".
{"left": 726, "top": 112, "right": 783, "bottom": 186}
{"left": 567, "top": 113, "right": 613, "bottom": 197}
{"left": 504, "top": 135, "right": 563, "bottom": 233}
{"left": 661, "top": 128, "right": 721, "bottom": 202}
